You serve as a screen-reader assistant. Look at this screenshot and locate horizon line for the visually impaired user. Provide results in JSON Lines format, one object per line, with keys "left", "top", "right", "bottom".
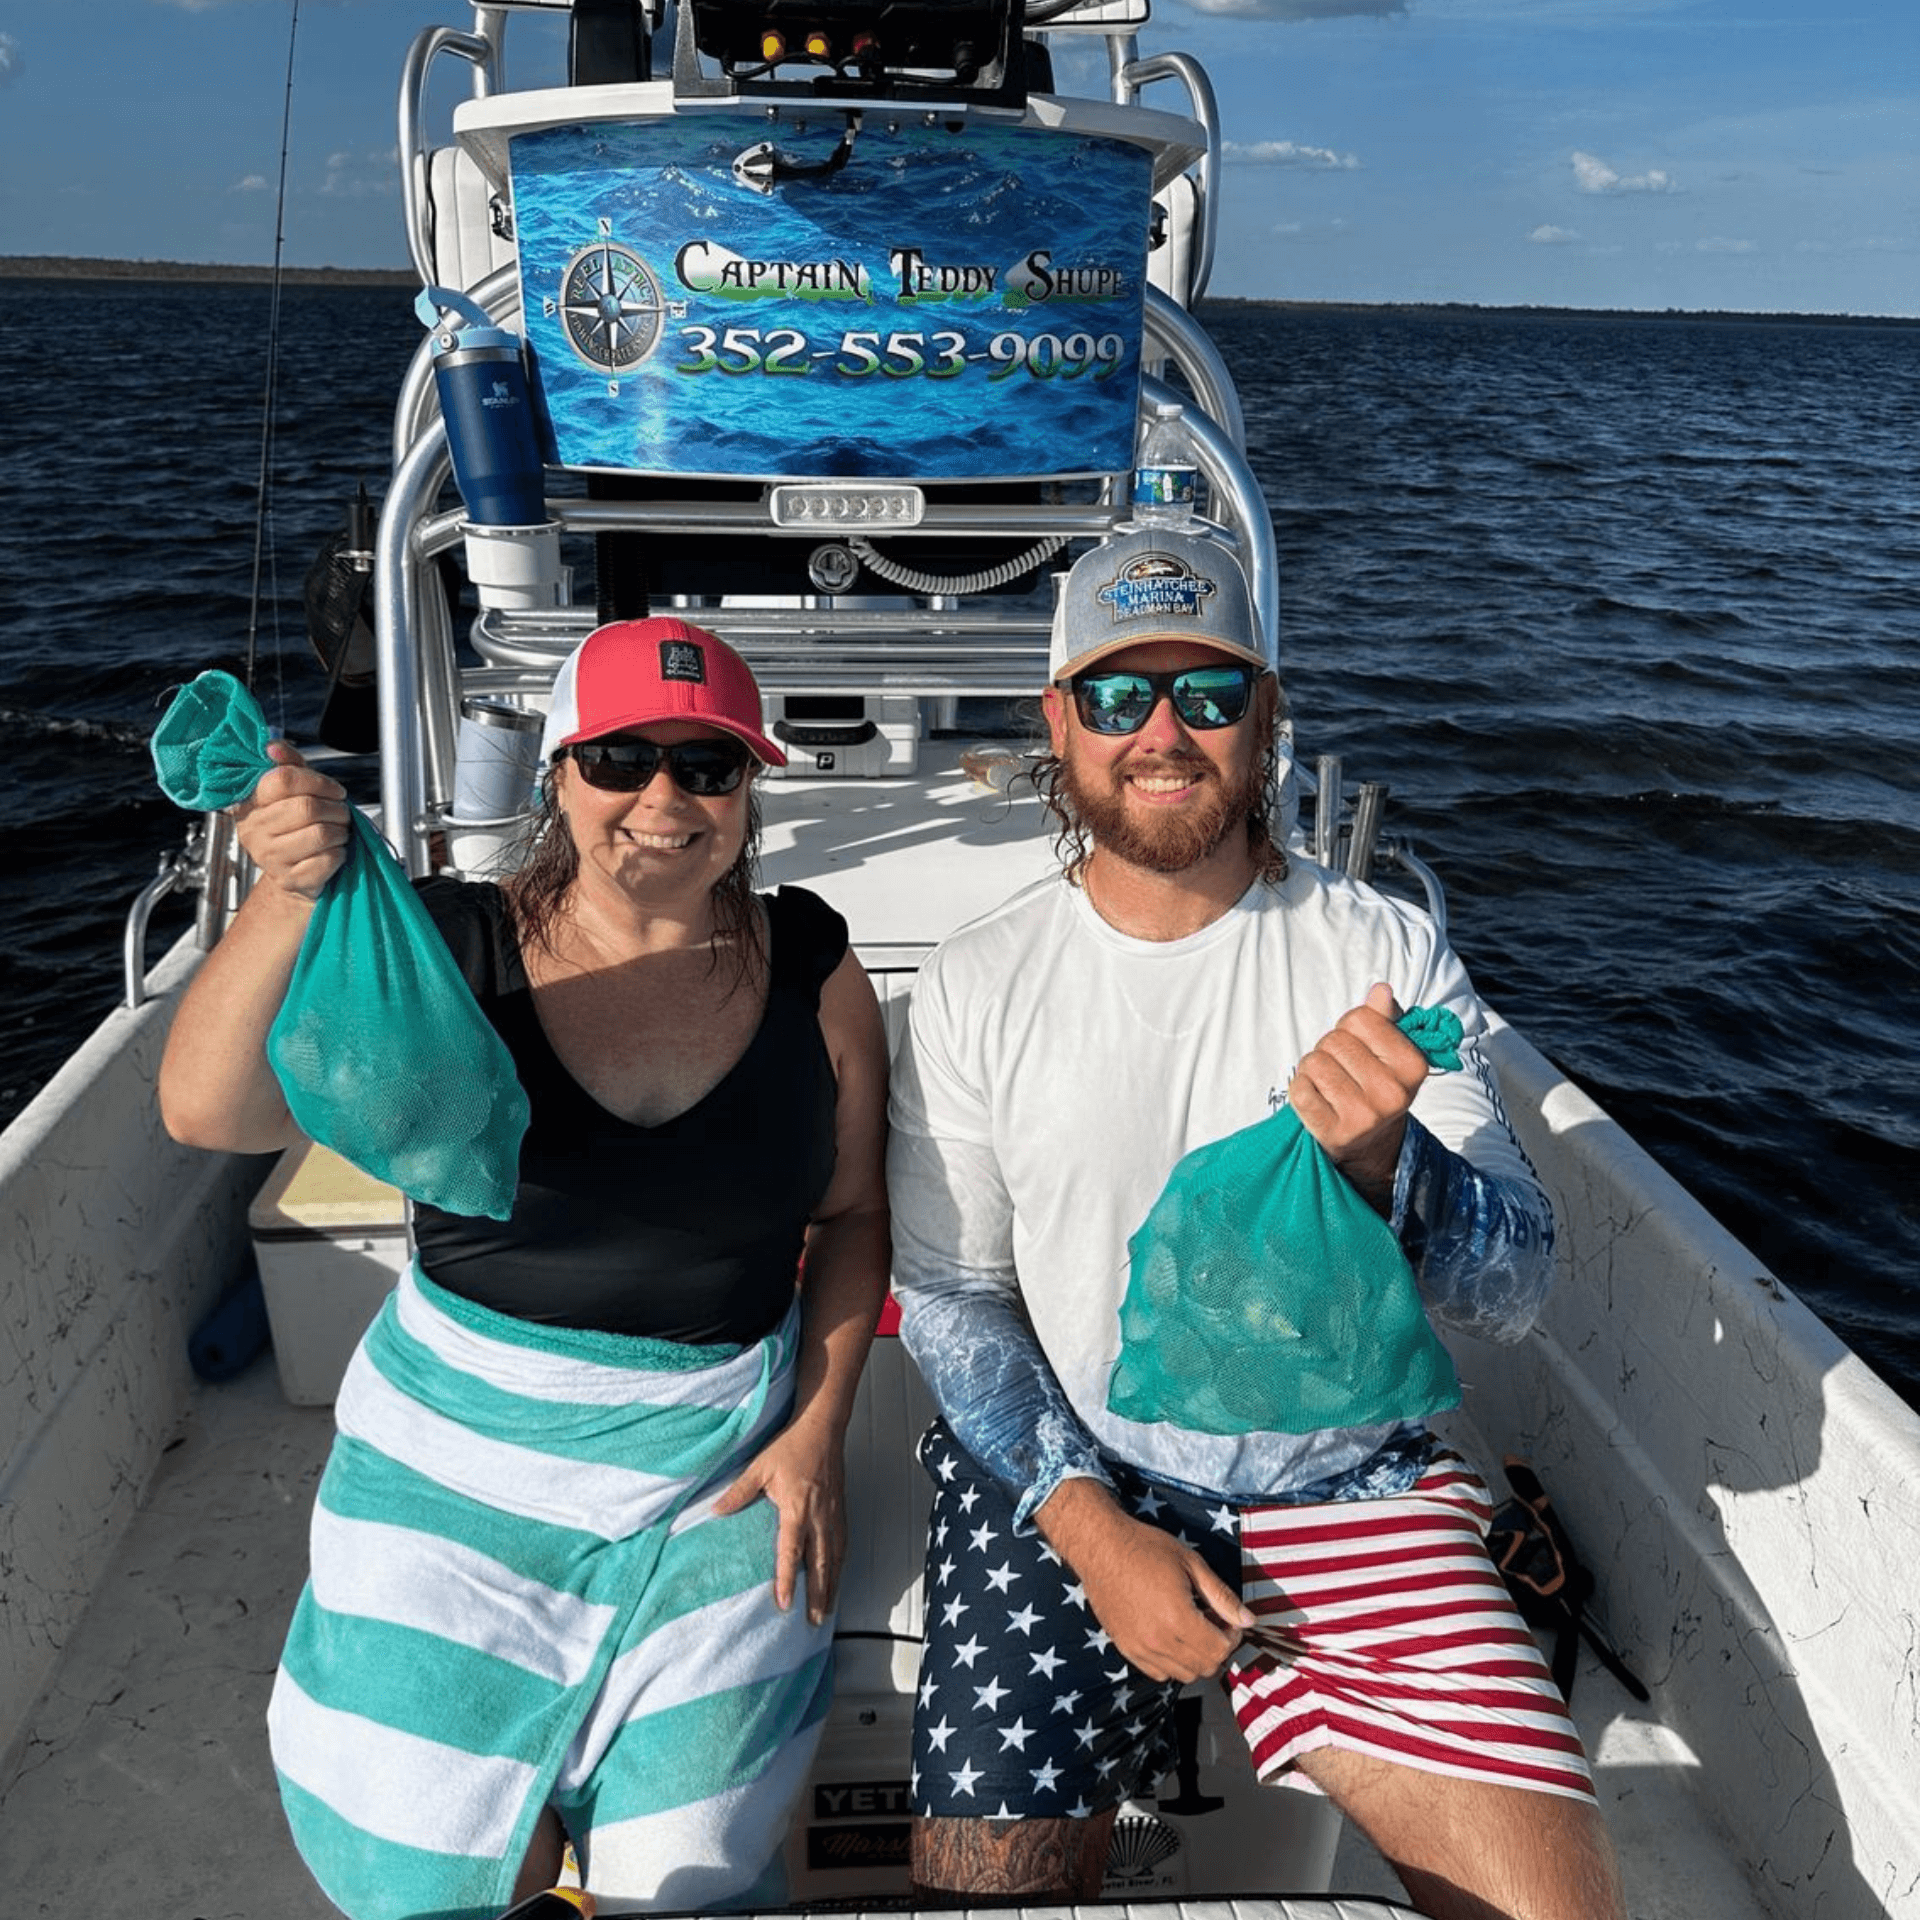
{"left": 3, "top": 253, "right": 1914, "bottom": 326}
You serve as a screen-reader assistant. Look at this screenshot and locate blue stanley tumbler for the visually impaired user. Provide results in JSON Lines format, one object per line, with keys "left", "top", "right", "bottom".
{"left": 418, "top": 286, "right": 547, "bottom": 526}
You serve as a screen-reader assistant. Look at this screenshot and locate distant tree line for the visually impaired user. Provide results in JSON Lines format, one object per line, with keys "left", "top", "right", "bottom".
{"left": 3, "top": 258, "right": 1907, "bottom": 323}
{"left": 1197, "top": 296, "right": 1915, "bottom": 328}
{"left": 1, "top": 255, "right": 414, "bottom": 287}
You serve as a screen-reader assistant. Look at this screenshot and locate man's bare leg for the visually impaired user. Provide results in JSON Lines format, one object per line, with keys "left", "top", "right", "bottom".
{"left": 1297, "top": 1746, "right": 1627, "bottom": 1920}
{"left": 911, "top": 1811, "right": 1116, "bottom": 1904}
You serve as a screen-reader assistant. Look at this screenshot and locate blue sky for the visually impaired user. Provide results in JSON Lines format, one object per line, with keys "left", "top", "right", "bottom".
{"left": 0, "top": 0, "right": 1912, "bottom": 314}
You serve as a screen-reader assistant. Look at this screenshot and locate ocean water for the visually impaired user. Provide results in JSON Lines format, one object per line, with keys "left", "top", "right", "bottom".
{"left": 2, "top": 279, "right": 1916, "bottom": 1406}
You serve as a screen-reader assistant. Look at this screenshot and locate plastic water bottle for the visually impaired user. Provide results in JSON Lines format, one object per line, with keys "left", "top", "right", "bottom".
{"left": 1130, "top": 399, "right": 1199, "bottom": 529}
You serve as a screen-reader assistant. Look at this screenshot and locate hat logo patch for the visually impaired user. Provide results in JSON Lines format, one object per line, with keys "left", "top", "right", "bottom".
{"left": 659, "top": 639, "right": 706, "bottom": 683}
{"left": 1097, "top": 556, "right": 1217, "bottom": 625}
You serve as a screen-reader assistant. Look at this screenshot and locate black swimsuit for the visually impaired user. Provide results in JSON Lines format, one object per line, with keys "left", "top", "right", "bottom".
{"left": 410, "top": 878, "right": 845, "bottom": 1343}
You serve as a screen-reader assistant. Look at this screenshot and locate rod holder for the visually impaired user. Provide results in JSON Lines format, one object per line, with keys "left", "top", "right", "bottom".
{"left": 1346, "top": 781, "right": 1389, "bottom": 882}
{"left": 1313, "top": 753, "right": 1343, "bottom": 869}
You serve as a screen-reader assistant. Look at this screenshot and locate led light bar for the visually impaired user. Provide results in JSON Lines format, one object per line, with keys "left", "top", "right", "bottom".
{"left": 768, "top": 483, "right": 926, "bottom": 528}
{"left": 681, "top": 0, "right": 1030, "bottom": 104}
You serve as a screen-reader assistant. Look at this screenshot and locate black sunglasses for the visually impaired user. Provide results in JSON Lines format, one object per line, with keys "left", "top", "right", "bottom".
{"left": 1067, "top": 662, "right": 1257, "bottom": 737}
{"left": 562, "top": 736, "right": 753, "bottom": 796}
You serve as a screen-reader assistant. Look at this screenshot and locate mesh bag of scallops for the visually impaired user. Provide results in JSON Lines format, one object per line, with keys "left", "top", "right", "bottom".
{"left": 1106, "top": 1006, "right": 1466, "bottom": 1437}
{"left": 151, "top": 669, "right": 527, "bottom": 1220}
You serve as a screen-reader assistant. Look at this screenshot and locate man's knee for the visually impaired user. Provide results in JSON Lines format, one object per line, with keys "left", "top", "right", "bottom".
{"left": 911, "top": 1811, "right": 1115, "bottom": 1902}
{"left": 1297, "top": 1747, "right": 1625, "bottom": 1920}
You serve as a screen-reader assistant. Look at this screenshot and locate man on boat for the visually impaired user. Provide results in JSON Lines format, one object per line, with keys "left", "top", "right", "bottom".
{"left": 887, "top": 525, "right": 1627, "bottom": 1920}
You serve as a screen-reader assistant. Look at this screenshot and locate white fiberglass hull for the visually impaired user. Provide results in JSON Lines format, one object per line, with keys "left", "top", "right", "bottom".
{"left": 5, "top": 771, "right": 1917, "bottom": 1917}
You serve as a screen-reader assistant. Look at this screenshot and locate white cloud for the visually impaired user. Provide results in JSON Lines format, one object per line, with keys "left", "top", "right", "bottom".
{"left": 1528, "top": 224, "right": 1580, "bottom": 245}
{"left": 1179, "top": 0, "right": 1407, "bottom": 18}
{"left": 231, "top": 175, "right": 271, "bottom": 194}
{"left": 321, "top": 148, "right": 399, "bottom": 198}
{"left": 1572, "top": 149, "right": 1675, "bottom": 195}
{"left": 0, "top": 33, "right": 21, "bottom": 86}
{"left": 1271, "top": 217, "right": 1352, "bottom": 240}
{"left": 1225, "top": 139, "right": 1361, "bottom": 170}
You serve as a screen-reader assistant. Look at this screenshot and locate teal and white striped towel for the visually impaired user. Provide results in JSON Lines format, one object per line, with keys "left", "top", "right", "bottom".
{"left": 270, "top": 1265, "right": 834, "bottom": 1920}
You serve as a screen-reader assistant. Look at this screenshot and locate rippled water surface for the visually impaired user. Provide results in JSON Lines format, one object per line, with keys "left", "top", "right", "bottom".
{"left": 3, "top": 282, "right": 1916, "bottom": 1404}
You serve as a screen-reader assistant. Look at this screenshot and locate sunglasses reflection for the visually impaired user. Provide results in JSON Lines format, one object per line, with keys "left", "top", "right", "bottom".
{"left": 1071, "top": 664, "right": 1256, "bottom": 736}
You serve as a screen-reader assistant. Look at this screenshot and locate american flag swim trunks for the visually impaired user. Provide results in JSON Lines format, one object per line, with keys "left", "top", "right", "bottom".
{"left": 909, "top": 1421, "right": 1594, "bottom": 1820}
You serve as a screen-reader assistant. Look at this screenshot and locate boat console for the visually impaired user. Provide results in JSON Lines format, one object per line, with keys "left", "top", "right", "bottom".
{"left": 365, "top": 0, "right": 1283, "bottom": 896}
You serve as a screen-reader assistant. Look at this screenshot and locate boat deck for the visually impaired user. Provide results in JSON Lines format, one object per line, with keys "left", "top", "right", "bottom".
{"left": 0, "top": 1346, "right": 1765, "bottom": 1920}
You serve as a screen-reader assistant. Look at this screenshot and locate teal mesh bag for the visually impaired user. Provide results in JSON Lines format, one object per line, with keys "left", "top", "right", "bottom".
{"left": 1105, "top": 1006, "right": 1465, "bottom": 1437}
{"left": 151, "top": 670, "right": 529, "bottom": 1220}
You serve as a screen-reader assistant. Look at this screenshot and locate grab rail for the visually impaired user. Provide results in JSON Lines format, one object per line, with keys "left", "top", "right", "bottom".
{"left": 124, "top": 861, "right": 187, "bottom": 1010}
{"left": 1144, "top": 290, "right": 1245, "bottom": 448}
{"left": 1144, "top": 375, "right": 1275, "bottom": 649}
{"left": 122, "top": 813, "right": 232, "bottom": 1009}
{"left": 398, "top": 25, "right": 496, "bottom": 287}
{"left": 1117, "top": 50, "right": 1220, "bottom": 304}
{"left": 1385, "top": 842, "right": 1448, "bottom": 932}
{"left": 374, "top": 418, "right": 457, "bottom": 875}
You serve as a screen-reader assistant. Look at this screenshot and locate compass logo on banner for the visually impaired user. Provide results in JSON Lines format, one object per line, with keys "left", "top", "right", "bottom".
{"left": 558, "top": 242, "right": 678, "bottom": 371}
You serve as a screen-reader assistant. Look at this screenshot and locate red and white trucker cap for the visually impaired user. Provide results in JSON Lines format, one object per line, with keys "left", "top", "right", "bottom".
{"left": 540, "top": 617, "right": 786, "bottom": 768}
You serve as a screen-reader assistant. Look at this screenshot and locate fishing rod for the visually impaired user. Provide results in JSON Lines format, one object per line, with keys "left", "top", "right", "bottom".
{"left": 243, "top": 0, "right": 302, "bottom": 724}
{"left": 127, "top": 0, "right": 305, "bottom": 1006}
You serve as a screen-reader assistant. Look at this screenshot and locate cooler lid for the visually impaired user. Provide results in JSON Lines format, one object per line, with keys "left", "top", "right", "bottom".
{"left": 249, "top": 1137, "right": 409, "bottom": 1237}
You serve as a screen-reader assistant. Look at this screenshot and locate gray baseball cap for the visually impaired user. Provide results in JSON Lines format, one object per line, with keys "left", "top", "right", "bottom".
{"left": 1050, "top": 527, "right": 1275, "bottom": 682}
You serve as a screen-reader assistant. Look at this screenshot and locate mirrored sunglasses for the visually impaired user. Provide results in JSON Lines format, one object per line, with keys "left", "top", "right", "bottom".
{"left": 563, "top": 736, "right": 753, "bottom": 796}
{"left": 1068, "top": 662, "right": 1257, "bottom": 737}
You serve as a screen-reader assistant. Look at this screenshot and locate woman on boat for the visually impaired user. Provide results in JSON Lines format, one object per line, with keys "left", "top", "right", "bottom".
{"left": 160, "top": 617, "right": 891, "bottom": 1920}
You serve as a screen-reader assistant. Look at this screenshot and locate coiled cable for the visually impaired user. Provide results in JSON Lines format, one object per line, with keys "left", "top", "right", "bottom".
{"left": 848, "top": 535, "right": 1067, "bottom": 597}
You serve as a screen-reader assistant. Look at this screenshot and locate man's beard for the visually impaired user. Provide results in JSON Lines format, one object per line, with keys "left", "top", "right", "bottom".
{"left": 1059, "top": 744, "right": 1261, "bottom": 875}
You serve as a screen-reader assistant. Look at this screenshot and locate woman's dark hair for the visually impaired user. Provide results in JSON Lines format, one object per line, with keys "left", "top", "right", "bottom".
{"left": 504, "top": 759, "right": 767, "bottom": 989}
{"left": 1028, "top": 676, "right": 1290, "bottom": 889}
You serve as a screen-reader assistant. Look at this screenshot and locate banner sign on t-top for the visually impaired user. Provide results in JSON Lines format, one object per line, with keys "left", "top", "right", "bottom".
{"left": 508, "top": 114, "right": 1152, "bottom": 481}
